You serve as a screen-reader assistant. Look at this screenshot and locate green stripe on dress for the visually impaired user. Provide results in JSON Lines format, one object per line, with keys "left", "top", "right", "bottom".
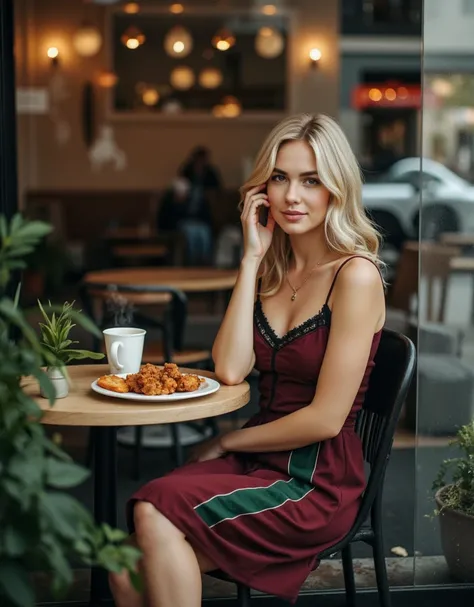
{"left": 194, "top": 443, "right": 320, "bottom": 528}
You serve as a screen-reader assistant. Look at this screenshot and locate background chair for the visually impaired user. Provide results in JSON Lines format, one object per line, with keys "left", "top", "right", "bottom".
{"left": 387, "top": 240, "right": 460, "bottom": 326}
{"left": 209, "top": 328, "right": 416, "bottom": 607}
{"left": 81, "top": 282, "right": 215, "bottom": 480}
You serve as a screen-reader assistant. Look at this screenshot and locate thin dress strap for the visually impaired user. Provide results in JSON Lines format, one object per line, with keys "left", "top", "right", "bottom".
{"left": 325, "top": 255, "right": 379, "bottom": 306}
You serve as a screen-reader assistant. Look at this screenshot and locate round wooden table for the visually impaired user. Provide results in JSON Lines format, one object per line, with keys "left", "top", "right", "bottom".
{"left": 83, "top": 267, "right": 238, "bottom": 293}
{"left": 23, "top": 364, "right": 249, "bottom": 605}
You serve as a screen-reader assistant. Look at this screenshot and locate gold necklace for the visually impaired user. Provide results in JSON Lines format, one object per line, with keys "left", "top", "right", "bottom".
{"left": 286, "top": 256, "right": 326, "bottom": 302}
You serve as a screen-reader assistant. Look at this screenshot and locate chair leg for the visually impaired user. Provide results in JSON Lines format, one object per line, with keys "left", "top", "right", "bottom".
{"left": 372, "top": 535, "right": 391, "bottom": 607}
{"left": 132, "top": 426, "right": 143, "bottom": 481}
{"left": 208, "top": 417, "right": 220, "bottom": 437}
{"left": 237, "top": 583, "right": 251, "bottom": 607}
{"left": 171, "top": 424, "right": 184, "bottom": 466}
{"left": 342, "top": 545, "right": 356, "bottom": 607}
{"left": 85, "top": 428, "right": 94, "bottom": 468}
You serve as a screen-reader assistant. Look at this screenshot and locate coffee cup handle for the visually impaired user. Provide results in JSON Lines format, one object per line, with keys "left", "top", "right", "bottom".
{"left": 110, "top": 341, "right": 124, "bottom": 371}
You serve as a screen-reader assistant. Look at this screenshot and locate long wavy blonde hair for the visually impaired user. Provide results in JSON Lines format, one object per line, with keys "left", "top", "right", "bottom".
{"left": 240, "top": 113, "right": 382, "bottom": 296}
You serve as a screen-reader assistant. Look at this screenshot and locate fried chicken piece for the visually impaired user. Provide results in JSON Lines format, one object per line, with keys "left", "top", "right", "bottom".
{"left": 140, "top": 380, "right": 163, "bottom": 396}
{"left": 125, "top": 373, "right": 141, "bottom": 393}
{"left": 163, "top": 362, "right": 182, "bottom": 381}
{"left": 160, "top": 374, "right": 178, "bottom": 395}
{"left": 139, "top": 363, "right": 161, "bottom": 378}
{"left": 176, "top": 374, "right": 202, "bottom": 393}
{"left": 98, "top": 375, "right": 129, "bottom": 393}
{"left": 138, "top": 375, "right": 177, "bottom": 396}
{"left": 118, "top": 362, "right": 204, "bottom": 396}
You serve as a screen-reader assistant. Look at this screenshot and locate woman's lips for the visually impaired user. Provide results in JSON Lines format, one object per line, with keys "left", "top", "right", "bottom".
{"left": 282, "top": 211, "right": 307, "bottom": 222}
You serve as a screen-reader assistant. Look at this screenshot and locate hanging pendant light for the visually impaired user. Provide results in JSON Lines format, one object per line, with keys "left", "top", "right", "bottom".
{"left": 212, "top": 28, "right": 236, "bottom": 52}
{"left": 123, "top": 2, "right": 140, "bottom": 14}
{"left": 73, "top": 23, "right": 103, "bottom": 57}
{"left": 169, "top": 2, "right": 184, "bottom": 13}
{"left": 170, "top": 65, "right": 195, "bottom": 90}
{"left": 97, "top": 70, "right": 118, "bottom": 88}
{"left": 199, "top": 67, "right": 223, "bottom": 89}
{"left": 214, "top": 96, "right": 242, "bottom": 118}
{"left": 121, "top": 25, "right": 146, "bottom": 49}
{"left": 255, "top": 26, "right": 284, "bottom": 59}
{"left": 164, "top": 25, "right": 193, "bottom": 58}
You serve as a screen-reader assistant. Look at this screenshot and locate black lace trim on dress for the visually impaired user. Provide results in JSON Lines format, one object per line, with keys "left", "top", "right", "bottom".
{"left": 255, "top": 299, "right": 330, "bottom": 350}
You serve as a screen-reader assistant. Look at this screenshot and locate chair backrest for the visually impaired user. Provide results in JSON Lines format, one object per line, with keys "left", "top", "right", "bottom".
{"left": 389, "top": 241, "right": 459, "bottom": 322}
{"left": 350, "top": 328, "right": 416, "bottom": 535}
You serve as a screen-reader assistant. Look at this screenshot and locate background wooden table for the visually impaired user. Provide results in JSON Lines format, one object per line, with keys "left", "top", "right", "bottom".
{"left": 83, "top": 267, "right": 238, "bottom": 293}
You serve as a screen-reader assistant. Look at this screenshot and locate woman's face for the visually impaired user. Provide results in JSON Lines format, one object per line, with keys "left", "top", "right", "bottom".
{"left": 266, "top": 140, "right": 331, "bottom": 236}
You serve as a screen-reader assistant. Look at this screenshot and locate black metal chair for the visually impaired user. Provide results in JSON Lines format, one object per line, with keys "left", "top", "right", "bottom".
{"left": 80, "top": 282, "right": 215, "bottom": 480}
{"left": 209, "top": 328, "right": 416, "bottom": 607}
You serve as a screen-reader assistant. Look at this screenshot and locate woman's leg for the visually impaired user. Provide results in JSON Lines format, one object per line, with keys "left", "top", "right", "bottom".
{"left": 134, "top": 500, "right": 216, "bottom": 607}
{"left": 108, "top": 514, "right": 217, "bottom": 607}
{"left": 108, "top": 535, "right": 144, "bottom": 607}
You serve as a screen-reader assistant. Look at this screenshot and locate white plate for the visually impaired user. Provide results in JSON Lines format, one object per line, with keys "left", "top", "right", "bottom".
{"left": 91, "top": 373, "right": 220, "bottom": 403}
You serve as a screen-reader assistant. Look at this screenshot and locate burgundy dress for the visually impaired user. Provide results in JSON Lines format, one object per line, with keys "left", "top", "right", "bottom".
{"left": 128, "top": 257, "right": 382, "bottom": 603}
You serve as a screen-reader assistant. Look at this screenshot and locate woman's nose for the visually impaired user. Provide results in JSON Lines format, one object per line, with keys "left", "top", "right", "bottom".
{"left": 285, "top": 181, "right": 301, "bottom": 204}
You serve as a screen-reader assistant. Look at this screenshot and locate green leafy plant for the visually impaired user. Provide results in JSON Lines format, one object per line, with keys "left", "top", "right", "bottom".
{"left": 0, "top": 214, "right": 141, "bottom": 607}
{"left": 433, "top": 421, "right": 474, "bottom": 517}
{"left": 38, "top": 300, "right": 104, "bottom": 366}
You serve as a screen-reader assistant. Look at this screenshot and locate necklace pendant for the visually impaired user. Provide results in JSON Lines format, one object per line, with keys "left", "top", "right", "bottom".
{"left": 291, "top": 292, "right": 297, "bottom": 302}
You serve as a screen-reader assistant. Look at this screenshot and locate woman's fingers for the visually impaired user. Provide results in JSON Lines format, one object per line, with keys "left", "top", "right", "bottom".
{"left": 241, "top": 184, "right": 267, "bottom": 217}
{"left": 241, "top": 193, "right": 270, "bottom": 223}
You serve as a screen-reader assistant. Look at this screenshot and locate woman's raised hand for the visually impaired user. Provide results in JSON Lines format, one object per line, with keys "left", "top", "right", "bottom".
{"left": 240, "top": 184, "right": 276, "bottom": 262}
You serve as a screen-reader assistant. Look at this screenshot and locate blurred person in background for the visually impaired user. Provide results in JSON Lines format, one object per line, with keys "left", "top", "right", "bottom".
{"left": 157, "top": 176, "right": 213, "bottom": 265}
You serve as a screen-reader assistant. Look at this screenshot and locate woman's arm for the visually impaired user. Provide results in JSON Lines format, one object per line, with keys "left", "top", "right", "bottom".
{"left": 212, "top": 258, "right": 259, "bottom": 385}
{"left": 221, "top": 258, "right": 385, "bottom": 452}
{"left": 212, "top": 184, "right": 275, "bottom": 385}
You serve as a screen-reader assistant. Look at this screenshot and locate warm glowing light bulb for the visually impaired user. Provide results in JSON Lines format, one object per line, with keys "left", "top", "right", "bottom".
{"left": 369, "top": 88, "right": 382, "bottom": 102}
{"left": 47, "top": 46, "right": 59, "bottom": 59}
{"left": 124, "top": 2, "right": 140, "bottom": 14}
{"left": 173, "top": 41, "right": 185, "bottom": 53}
{"left": 126, "top": 38, "right": 140, "bottom": 49}
{"left": 262, "top": 4, "right": 277, "bottom": 15}
{"left": 309, "top": 48, "right": 322, "bottom": 62}
{"left": 385, "top": 88, "right": 397, "bottom": 101}
{"left": 216, "top": 40, "right": 230, "bottom": 51}
{"left": 398, "top": 86, "right": 409, "bottom": 99}
{"left": 169, "top": 3, "right": 184, "bottom": 13}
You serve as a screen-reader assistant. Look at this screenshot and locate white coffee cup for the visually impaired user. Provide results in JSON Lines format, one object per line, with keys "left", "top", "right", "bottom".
{"left": 103, "top": 327, "right": 146, "bottom": 375}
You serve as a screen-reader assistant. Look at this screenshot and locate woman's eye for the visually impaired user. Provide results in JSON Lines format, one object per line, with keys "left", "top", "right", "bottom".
{"left": 271, "top": 174, "right": 285, "bottom": 183}
{"left": 305, "top": 178, "right": 320, "bottom": 186}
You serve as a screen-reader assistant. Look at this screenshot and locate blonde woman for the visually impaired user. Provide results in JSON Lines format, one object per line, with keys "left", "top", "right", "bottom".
{"left": 110, "top": 114, "right": 386, "bottom": 607}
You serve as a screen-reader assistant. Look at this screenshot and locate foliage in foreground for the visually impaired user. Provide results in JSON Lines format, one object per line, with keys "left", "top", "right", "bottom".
{"left": 0, "top": 214, "right": 140, "bottom": 607}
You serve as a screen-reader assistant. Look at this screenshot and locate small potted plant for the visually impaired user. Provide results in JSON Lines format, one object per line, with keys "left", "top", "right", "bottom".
{"left": 433, "top": 421, "right": 474, "bottom": 582}
{"left": 38, "top": 300, "right": 104, "bottom": 398}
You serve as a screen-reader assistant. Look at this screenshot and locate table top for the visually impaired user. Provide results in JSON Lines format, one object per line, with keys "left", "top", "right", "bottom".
{"left": 112, "top": 244, "right": 168, "bottom": 258}
{"left": 84, "top": 267, "right": 238, "bottom": 293}
{"left": 441, "top": 232, "right": 474, "bottom": 247}
{"left": 451, "top": 256, "right": 474, "bottom": 272}
{"left": 23, "top": 365, "right": 250, "bottom": 427}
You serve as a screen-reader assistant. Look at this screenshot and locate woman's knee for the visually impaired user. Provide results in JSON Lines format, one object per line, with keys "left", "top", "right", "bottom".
{"left": 133, "top": 501, "right": 184, "bottom": 544}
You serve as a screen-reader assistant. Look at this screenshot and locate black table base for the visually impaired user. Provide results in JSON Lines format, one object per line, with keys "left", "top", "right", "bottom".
{"left": 90, "top": 426, "right": 118, "bottom": 606}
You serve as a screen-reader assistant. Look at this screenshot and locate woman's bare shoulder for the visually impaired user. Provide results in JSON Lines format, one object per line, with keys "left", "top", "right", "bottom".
{"left": 334, "top": 255, "right": 382, "bottom": 290}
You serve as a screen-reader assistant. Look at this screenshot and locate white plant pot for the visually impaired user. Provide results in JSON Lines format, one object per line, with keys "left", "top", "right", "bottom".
{"left": 41, "top": 367, "right": 69, "bottom": 399}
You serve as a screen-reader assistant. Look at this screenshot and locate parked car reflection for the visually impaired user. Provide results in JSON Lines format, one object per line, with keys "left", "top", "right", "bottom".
{"left": 363, "top": 158, "right": 474, "bottom": 246}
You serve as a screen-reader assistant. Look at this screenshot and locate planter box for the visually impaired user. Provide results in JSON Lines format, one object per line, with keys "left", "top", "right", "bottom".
{"left": 436, "top": 487, "right": 474, "bottom": 583}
